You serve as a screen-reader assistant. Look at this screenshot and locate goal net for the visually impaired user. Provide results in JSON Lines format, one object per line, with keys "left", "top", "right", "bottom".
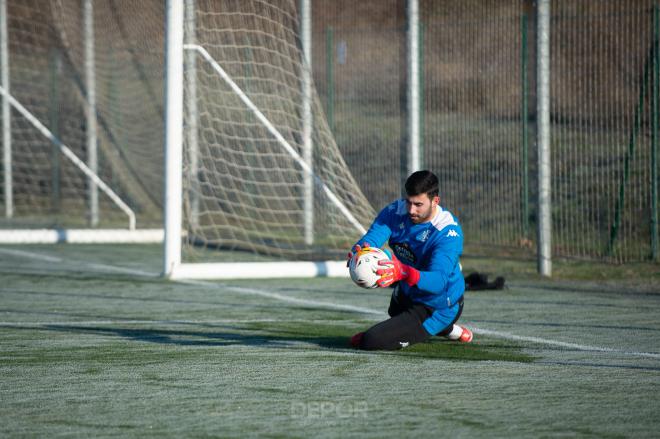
{"left": 0, "top": 0, "right": 374, "bottom": 274}
{"left": 171, "top": 0, "right": 375, "bottom": 278}
{"left": 0, "top": 0, "right": 163, "bottom": 243}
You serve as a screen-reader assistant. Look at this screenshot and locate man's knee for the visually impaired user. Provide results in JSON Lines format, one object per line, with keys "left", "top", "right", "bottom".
{"left": 359, "top": 328, "right": 388, "bottom": 350}
{"left": 358, "top": 316, "right": 430, "bottom": 351}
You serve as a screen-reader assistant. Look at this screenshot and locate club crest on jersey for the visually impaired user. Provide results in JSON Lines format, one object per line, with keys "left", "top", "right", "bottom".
{"left": 392, "top": 242, "right": 416, "bottom": 264}
{"left": 416, "top": 229, "right": 431, "bottom": 242}
{"left": 447, "top": 229, "right": 459, "bottom": 238}
{"left": 390, "top": 242, "right": 417, "bottom": 264}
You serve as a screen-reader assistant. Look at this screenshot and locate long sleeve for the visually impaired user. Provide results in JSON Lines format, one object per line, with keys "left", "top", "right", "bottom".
{"left": 353, "top": 202, "right": 396, "bottom": 249}
{"left": 415, "top": 225, "right": 463, "bottom": 295}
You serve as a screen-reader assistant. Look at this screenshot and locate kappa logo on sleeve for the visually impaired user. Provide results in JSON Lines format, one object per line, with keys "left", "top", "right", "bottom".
{"left": 447, "top": 229, "right": 459, "bottom": 238}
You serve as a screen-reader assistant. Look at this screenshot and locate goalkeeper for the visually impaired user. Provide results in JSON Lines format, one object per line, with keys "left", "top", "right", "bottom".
{"left": 348, "top": 170, "right": 472, "bottom": 350}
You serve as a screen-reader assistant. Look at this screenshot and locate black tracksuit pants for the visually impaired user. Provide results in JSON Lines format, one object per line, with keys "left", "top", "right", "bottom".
{"left": 359, "top": 285, "right": 464, "bottom": 350}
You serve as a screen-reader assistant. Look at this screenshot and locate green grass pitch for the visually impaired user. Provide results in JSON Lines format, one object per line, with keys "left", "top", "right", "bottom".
{"left": 1, "top": 244, "right": 659, "bottom": 437}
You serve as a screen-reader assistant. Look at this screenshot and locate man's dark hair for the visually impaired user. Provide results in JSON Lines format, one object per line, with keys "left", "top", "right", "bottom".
{"left": 405, "top": 170, "right": 439, "bottom": 199}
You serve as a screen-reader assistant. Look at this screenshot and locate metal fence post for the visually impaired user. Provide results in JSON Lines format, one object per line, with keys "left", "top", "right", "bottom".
{"left": 536, "top": 0, "right": 551, "bottom": 276}
{"left": 652, "top": 3, "right": 659, "bottom": 260}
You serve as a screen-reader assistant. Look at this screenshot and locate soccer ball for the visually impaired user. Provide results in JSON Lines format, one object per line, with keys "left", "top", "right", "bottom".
{"left": 349, "top": 247, "right": 391, "bottom": 289}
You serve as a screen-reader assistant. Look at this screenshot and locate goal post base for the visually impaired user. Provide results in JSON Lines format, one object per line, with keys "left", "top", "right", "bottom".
{"left": 169, "top": 261, "right": 350, "bottom": 280}
{"left": 0, "top": 229, "right": 164, "bottom": 244}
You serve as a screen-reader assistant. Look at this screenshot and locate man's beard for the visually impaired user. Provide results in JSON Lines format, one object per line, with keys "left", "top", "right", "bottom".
{"left": 410, "top": 206, "right": 434, "bottom": 224}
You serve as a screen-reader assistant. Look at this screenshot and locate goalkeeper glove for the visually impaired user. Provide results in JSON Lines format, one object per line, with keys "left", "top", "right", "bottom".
{"left": 376, "top": 254, "right": 420, "bottom": 288}
{"left": 346, "top": 242, "right": 370, "bottom": 267}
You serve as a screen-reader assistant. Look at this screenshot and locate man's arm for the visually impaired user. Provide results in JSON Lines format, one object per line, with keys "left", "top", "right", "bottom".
{"left": 414, "top": 227, "right": 463, "bottom": 293}
{"left": 376, "top": 225, "right": 462, "bottom": 293}
{"left": 352, "top": 203, "right": 396, "bottom": 250}
{"left": 415, "top": 249, "right": 460, "bottom": 294}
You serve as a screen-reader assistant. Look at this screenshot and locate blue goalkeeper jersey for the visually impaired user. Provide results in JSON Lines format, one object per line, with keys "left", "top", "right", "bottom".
{"left": 355, "top": 199, "right": 465, "bottom": 335}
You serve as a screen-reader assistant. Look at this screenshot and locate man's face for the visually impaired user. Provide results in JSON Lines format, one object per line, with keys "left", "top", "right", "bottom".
{"left": 406, "top": 193, "right": 439, "bottom": 224}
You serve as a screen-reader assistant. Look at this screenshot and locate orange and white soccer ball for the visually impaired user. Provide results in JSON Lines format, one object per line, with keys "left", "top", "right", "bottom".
{"left": 349, "top": 247, "right": 391, "bottom": 288}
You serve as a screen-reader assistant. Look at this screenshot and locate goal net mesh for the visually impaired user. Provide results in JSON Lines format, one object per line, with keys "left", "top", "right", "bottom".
{"left": 2, "top": 0, "right": 163, "bottom": 229}
{"left": 1, "top": 0, "right": 373, "bottom": 258}
{"left": 183, "top": 1, "right": 374, "bottom": 261}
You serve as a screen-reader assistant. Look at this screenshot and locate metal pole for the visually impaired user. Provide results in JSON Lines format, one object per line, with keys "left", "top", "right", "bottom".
{"left": 185, "top": 0, "right": 199, "bottom": 230}
{"left": 84, "top": 0, "right": 98, "bottom": 226}
{"left": 536, "top": 0, "right": 551, "bottom": 276}
{"left": 407, "top": 0, "right": 420, "bottom": 175}
{"left": 301, "top": 0, "right": 313, "bottom": 245}
{"left": 652, "top": 3, "right": 659, "bottom": 260}
{"left": 1, "top": 0, "right": 11, "bottom": 219}
{"left": 164, "top": 0, "right": 185, "bottom": 277}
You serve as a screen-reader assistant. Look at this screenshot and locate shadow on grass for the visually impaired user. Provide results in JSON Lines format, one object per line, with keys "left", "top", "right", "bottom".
{"left": 27, "top": 321, "right": 535, "bottom": 363}
{"left": 9, "top": 323, "right": 349, "bottom": 350}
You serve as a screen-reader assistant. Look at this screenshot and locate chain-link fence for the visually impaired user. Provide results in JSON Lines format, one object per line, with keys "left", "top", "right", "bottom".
{"left": 313, "top": 0, "right": 659, "bottom": 263}
{"left": 1, "top": 0, "right": 657, "bottom": 264}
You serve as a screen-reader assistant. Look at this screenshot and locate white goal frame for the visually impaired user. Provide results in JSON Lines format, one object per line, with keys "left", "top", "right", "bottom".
{"left": 163, "top": 0, "right": 366, "bottom": 280}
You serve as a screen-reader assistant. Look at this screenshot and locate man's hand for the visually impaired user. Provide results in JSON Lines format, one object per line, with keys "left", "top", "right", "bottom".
{"left": 376, "top": 254, "right": 420, "bottom": 287}
{"left": 347, "top": 242, "right": 370, "bottom": 267}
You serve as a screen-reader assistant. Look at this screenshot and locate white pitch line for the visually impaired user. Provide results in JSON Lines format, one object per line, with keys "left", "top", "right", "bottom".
{"left": 0, "top": 318, "right": 304, "bottom": 327}
{"left": 0, "top": 248, "right": 159, "bottom": 278}
{"left": 471, "top": 326, "right": 660, "bottom": 360}
{"left": 3, "top": 248, "right": 660, "bottom": 360}
{"left": 0, "top": 248, "right": 382, "bottom": 316}
{"left": 85, "top": 262, "right": 160, "bottom": 278}
{"left": 0, "top": 248, "right": 63, "bottom": 263}
{"left": 222, "top": 285, "right": 385, "bottom": 316}
{"left": 180, "top": 279, "right": 386, "bottom": 316}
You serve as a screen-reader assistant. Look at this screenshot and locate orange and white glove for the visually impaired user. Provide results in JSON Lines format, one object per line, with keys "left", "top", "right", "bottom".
{"left": 346, "top": 242, "right": 370, "bottom": 267}
{"left": 376, "top": 254, "right": 420, "bottom": 287}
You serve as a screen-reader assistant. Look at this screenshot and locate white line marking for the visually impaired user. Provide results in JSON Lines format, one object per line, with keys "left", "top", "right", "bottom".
{"left": 3, "top": 248, "right": 660, "bottom": 360}
{"left": 471, "top": 326, "right": 660, "bottom": 360}
{"left": 0, "top": 248, "right": 63, "bottom": 263}
{"left": 0, "top": 318, "right": 305, "bottom": 327}
{"left": 85, "top": 263, "right": 160, "bottom": 277}
{"left": 0, "top": 248, "right": 159, "bottom": 277}
{"left": 180, "top": 279, "right": 386, "bottom": 316}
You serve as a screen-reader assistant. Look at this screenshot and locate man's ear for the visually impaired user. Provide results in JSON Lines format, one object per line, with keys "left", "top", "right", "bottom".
{"left": 432, "top": 195, "right": 440, "bottom": 207}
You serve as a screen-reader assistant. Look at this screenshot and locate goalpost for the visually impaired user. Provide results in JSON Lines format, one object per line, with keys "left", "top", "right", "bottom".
{"left": 164, "top": 0, "right": 375, "bottom": 279}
